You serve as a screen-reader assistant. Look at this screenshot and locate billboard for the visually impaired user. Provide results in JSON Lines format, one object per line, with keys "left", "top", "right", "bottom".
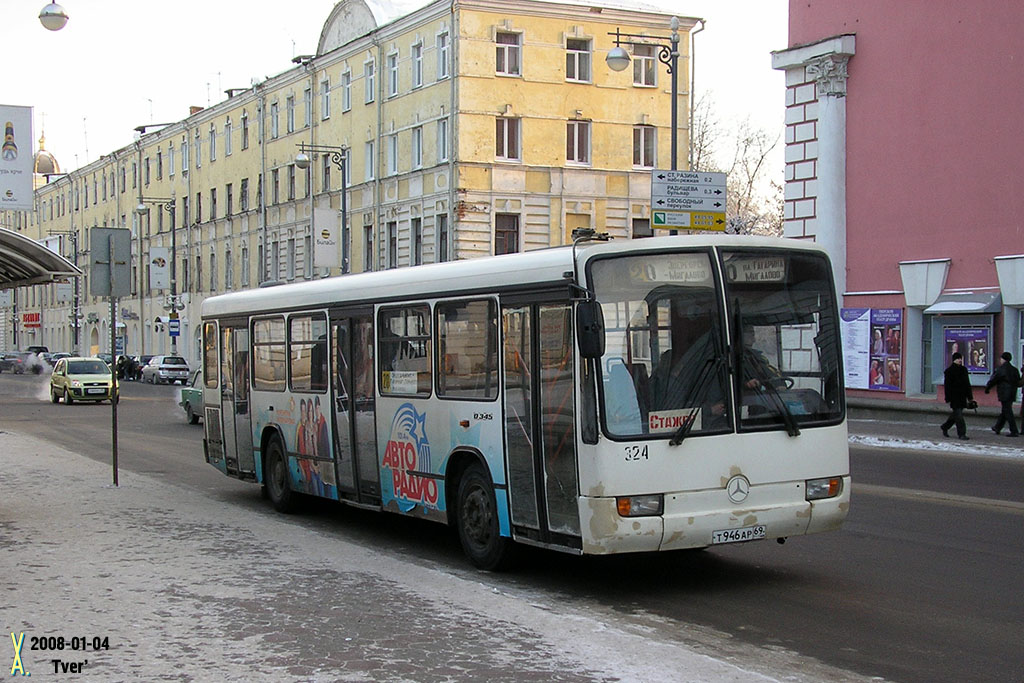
{"left": 840, "top": 307, "right": 903, "bottom": 391}
{"left": 0, "top": 105, "right": 34, "bottom": 211}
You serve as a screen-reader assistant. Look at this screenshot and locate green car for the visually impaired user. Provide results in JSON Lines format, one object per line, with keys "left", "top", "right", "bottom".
{"left": 179, "top": 369, "right": 204, "bottom": 424}
{"left": 50, "top": 357, "right": 119, "bottom": 404}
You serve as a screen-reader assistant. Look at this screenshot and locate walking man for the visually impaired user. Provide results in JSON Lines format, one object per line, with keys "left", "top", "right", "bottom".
{"left": 985, "top": 351, "right": 1020, "bottom": 436}
{"left": 941, "top": 352, "right": 973, "bottom": 440}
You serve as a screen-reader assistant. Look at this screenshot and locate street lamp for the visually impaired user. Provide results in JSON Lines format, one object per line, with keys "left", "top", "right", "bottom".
{"left": 607, "top": 16, "right": 681, "bottom": 171}
{"left": 134, "top": 196, "right": 182, "bottom": 354}
{"left": 38, "top": 2, "right": 69, "bottom": 31}
{"left": 295, "top": 143, "right": 348, "bottom": 274}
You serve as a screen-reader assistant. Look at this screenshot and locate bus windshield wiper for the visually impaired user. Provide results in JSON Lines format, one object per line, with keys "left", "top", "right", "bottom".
{"left": 745, "top": 350, "right": 801, "bottom": 437}
{"left": 668, "top": 355, "right": 722, "bottom": 447}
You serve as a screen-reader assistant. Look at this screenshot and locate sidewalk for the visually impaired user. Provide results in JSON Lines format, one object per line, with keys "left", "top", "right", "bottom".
{"left": 0, "top": 430, "right": 871, "bottom": 683}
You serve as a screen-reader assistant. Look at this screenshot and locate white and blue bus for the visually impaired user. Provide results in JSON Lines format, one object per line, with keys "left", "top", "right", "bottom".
{"left": 200, "top": 234, "right": 849, "bottom": 569}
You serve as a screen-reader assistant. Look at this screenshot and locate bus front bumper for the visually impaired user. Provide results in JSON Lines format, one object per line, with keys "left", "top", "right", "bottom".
{"left": 578, "top": 477, "right": 851, "bottom": 555}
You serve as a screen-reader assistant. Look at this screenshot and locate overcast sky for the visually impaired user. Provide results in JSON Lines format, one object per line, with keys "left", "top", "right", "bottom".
{"left": 5, "top": 0, "right": 786, "bottom": 176}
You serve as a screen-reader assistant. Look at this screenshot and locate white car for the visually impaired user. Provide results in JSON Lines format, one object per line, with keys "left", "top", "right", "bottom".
{"left": 142, "top": 355, "right": 191, "bottom": 385}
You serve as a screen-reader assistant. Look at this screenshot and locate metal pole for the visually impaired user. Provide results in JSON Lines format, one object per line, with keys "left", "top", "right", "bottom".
{"left": 670, "top": 18, "right": 680, "bottom": 172}
{"left": 341, "top": 154, "right": 348, "bottom": 272}
{"left": 108, "top": 234, "right": 119, "bottom": 487}
{"left": 169, "top": 200, "right": 177, "bottom": 356}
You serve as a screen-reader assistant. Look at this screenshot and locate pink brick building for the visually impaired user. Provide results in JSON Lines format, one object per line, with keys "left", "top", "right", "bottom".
{"left": 771, "top": 1, "right": 1024, "bottom": 403}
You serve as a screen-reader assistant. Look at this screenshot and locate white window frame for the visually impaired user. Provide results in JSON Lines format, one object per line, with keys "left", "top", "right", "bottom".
{"left": 496, "top": 117, "right": 520, "bottom": 161}
{"left": 566, "top": 120, "right": 591, "bottom": 164}
{"left": 224, "top": 118, "right": 233, "bottom": 156}
{"left": 342, "top": 70, "right": 352, "bottom": 111}
{"left": 437, "top": 117, "right": 449, "bottom": 162}
{"left": 633, "top": 45, "right": 656, "bottom": 87}
{"left": 209, "top": 124, "right": 217, "bottom": 162}
{"left": 496, "top": 31, "right": 521, "bottom": 76}
{"left": 321, "top": 78, "right": 331, "bottom": 119}
{"left": 386, "top": 134, "right": 398, "bottom": 176}
{"left": 287, "top": 95, "right": 296, "bottom": 133}
{"left": 437, "top": 31, "right": 450, "bottom": 80}
{"left": 365, "top": 140, "right": 375, "bottom": 181}
{"left": 411, "top": 42, "right": 423, "bottom": 88}
{"left": 241, "top": 111, "right": 250, "bottom": 149}
{"left": 633, "top": 125, "right": 656, "bottom": 168}
{"left": 364, "top": 58, "right": 376, "bottom": 103}
{"left": 241, "top": 245, "right": 249, "bottom": 287}
{"left": 387, "top": 51, "right": 399, "bottom": 97}
{"left": 565, "top": 37, "right": 592, "bottom": 83}
{"left": 270, "top": 102, "right": 280, "bottom": 139}
{"left": 411, "top": 126, "right": 423, "bottom": 168}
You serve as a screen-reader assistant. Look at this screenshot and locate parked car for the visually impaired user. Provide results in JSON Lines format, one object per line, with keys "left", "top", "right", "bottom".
{"left": 26, "top": 345, "right": 49, "bottom": 354}
{"left": 179, "top": 369, "right": 204, "bottom": 424}
{"left": 96, "top": 352, "right": 113, "bottom": 367}
{"left": 50, "top": 352, "right": 72, "bottom": 361}
{"left": 49, "top": 357, "right": 118, "bottom": 404}
{"left": 142, "top": 355, "right": 190, "bottom": 385}
{"left": 1, "top": 351, "right": 45, "bottom": 374}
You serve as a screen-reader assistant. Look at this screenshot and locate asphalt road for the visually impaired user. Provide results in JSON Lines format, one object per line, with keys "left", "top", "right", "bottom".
{"left": 2, "top": 373, "right": 1022, "bottom": 683}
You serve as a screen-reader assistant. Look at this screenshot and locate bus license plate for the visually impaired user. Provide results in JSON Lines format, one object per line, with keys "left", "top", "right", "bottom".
{"left": 712, "top": 524, "right": 767, "bottom": 545}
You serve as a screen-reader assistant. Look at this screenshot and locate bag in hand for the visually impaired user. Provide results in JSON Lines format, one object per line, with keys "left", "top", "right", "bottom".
{"left": 966, "top": 400, "right": 979, "bottom": 410}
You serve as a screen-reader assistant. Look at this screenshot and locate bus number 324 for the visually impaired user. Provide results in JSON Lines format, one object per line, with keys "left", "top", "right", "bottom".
{"left": 624, "top": 445, "right": 649, "bottom": 461}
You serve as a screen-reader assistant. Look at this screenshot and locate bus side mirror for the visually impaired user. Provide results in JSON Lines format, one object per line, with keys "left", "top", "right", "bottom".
{"left": 576, "top": 300, "right": 605, "bottom": 359}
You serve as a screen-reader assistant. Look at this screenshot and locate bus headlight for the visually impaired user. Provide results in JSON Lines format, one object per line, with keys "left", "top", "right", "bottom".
{"left": 616, "top": 494, "right": 663, "bottom": 517}
{"left": 805, "top": 477, "right": 843, "bottom": 500}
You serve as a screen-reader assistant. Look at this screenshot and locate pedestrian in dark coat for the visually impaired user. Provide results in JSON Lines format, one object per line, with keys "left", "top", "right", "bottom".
{"left": 985, "top": 351, "right": 1020, "bottom": 436}
{"left": 941, "top": 352, "right": 973, "bottom": 439}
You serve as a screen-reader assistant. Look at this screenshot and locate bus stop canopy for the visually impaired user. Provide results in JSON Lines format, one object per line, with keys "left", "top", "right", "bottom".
{"left": 0, "top": 228, "right": 81, "bottom": 290}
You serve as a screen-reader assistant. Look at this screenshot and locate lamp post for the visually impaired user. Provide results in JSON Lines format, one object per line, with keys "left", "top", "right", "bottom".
{"left": 134, "top": 196, "right": 181, "bottom": 355}
{"left": 606, "top": 16, "right": 681, "bottom": 171}
{"left": 38, "top": 2, "right": 68, "bottom": 30}
{"left": 295, "top": 143, "right": 348, "bottom": 274}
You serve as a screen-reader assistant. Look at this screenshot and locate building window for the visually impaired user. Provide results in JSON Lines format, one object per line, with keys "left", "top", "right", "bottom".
{"left": 342, "top": 70, "right": 352, "bottom": 111}
{"left": 225, "top": 247, "right": 233, "bottom": 290}
{"left": 633, "top": 125, "right": 656, "bottom": 167}
{"left": 303, "top": 164, "right": 311, "bottom": 198}
{"left": 436, "top": 213, "right": 449, "bottom": 262}
{"left": 303, "top": 87, "right": 312, "bottom": 128}
{"left": 288, "top": 165, "right": 296, "bottom": 200}
{"left": 495, "top": 213, "right": 519, "bottom": 255}
{"left": 241, "top": 245, "right": 250, "bottom": 287}
{"left": 210, "top": 250, "right": 217, "bottom": 293}
{"left": 321, "top": 78, "right": 331, "bottom": 119}
{"left": 144, "top": 157, "right": 151, "bottom": 185}
{"left": 387, "top": 52, "right": 399, "bottom": 97}
{"left": 303, "top": 235, "right": 312, "bottom": 278}
{"left": 496, "top": 32, "right": 521, "bottom": 76}
{"left": 632, "top": 218, "right": 652, "bottom": 239}
{"left": 411, "top": 126, "right": 423, "bottom": 169}
{"left": 437, "top": 31, "right": 450, "bottom": 79}
{"left": 387, "top": 221, "right": 397, "bottom": 269}
{"left": 209, "top": 124, "right": 217, "bottom": 161}
{"left": 633, "top": 45, "right": 656, "bottom": 86}
{"left": 226, "top": 183, "right": 233, "bottom": 215}
{"left": 566, "top": 38, "right": 591, "bottom": 82}
{"left": 224, "top": 118, "right": 232, "bottom": 155}
{"left": 168, "top": 144, "right": 175, "bottom": 176}
{"left": 411, "top": 43, "right": 423, "bottom": 88}
{"left": 566, "top": 120, "right": 590, "bottom": 164}
{"left": 270, "top": 102, "right": 280, "bottom": 138}
{"left": 210, "top": 187, "right": 217, "bottom": 220}
{"left": 496, "top": 117, "right": 520, "bottom": 161}
{"left": 411, "top": 217, "right": 422, "bottom": 265}
{"left": 286, "top": 95, "right": 296, "bottom": 133}
{"left": 437, "top": 117, "right": 449, "bottom": 162}
{"left": 386, "top": 134, "right": 398, "bottom": 176}
{"left": 365, "top": 140, "right": 375, "bottom": 180}
{"left": 322, "top": 154, "right": 331, "bottom": 192}
{"left": 272, "top": 169, "right": 280, "bottom": 204}
{"left": 364, "top": 222, "right": 374, "bottom": 271}
{"left": 241, "top": 111, "right": 250, "bottom": 149}
{"left": 157, "top": 150, "right": 163, "bottom": 179}
{"left": 287, "top": 237, "right": 296, "bottom": 280}
{"left": 240, "top": 178, "right": 249, "bottom": 211}
{"left": 364, "top": 59, "right": 375, "bottom": 103}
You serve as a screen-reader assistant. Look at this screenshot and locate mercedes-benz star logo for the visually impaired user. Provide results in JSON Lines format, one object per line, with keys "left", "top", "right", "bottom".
{"left": 726, "top": 475, "right": 751, "bottom": 503}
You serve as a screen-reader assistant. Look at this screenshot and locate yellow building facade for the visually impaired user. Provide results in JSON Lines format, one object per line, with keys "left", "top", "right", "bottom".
{"left": 2, "top": 0, "right": 693, "bottom": 361}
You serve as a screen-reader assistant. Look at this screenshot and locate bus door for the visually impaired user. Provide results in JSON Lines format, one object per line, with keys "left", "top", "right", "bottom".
{"left": 220, "top": 323, "right": 255, "bottom": 478}
{"left": 502, "top": 298, "right": 581, "bottom": 549}
{"left": 330, "top": 310, "right": 380, "bottom": 505}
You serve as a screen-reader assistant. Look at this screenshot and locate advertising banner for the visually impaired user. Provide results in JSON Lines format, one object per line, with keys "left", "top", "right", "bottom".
{"left": 944, "top": 327, "right": 989, "bottom": 373}
{"left": 313, "top": 208, "right": 339, "bottom": 268}
{"left": 841, "top": 307, "right": 903, "bottom": 391}
{"left": 149, "top": 247, "right": 169, "bottom": 290}
{"left": 0, "top": 105, "right": 34, "bottom": 211}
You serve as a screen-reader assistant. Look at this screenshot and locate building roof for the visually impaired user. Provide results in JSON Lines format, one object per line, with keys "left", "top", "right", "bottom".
{"left": 0, "top": 228, "right": 80, "bottom": 290}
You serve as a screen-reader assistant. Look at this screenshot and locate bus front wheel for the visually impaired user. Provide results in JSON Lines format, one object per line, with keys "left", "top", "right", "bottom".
{"left": 456, "top": 463, "right": 512, "bottom": 571}
{"left": 263, "top": 436, "right": 296, "bottom": 513}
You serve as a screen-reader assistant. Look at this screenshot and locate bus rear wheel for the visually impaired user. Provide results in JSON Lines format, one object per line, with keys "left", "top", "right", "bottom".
{"left": 263, "top": 436, "right": 296, "bottom": 513}
{"left": 456, "top": 463, "right": 512, "bottom": 571}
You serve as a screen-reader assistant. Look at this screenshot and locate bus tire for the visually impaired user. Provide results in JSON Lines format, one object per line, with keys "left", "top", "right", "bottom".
{"left": 263, "top": 436, "right": 296, "bottom": 513}
{"left": 456, "top": 463, "right": 512, "bottom": 571}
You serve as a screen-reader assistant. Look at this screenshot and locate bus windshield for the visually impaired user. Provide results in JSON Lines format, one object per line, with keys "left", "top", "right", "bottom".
{"left": 591, "top": 248, "right": 843, "bottom": 439}
{"left": 591, "top": 250, "right": 732, "bottom": 438}
{"left": 721, "top": 249, "right": 843, "bottom": 430}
